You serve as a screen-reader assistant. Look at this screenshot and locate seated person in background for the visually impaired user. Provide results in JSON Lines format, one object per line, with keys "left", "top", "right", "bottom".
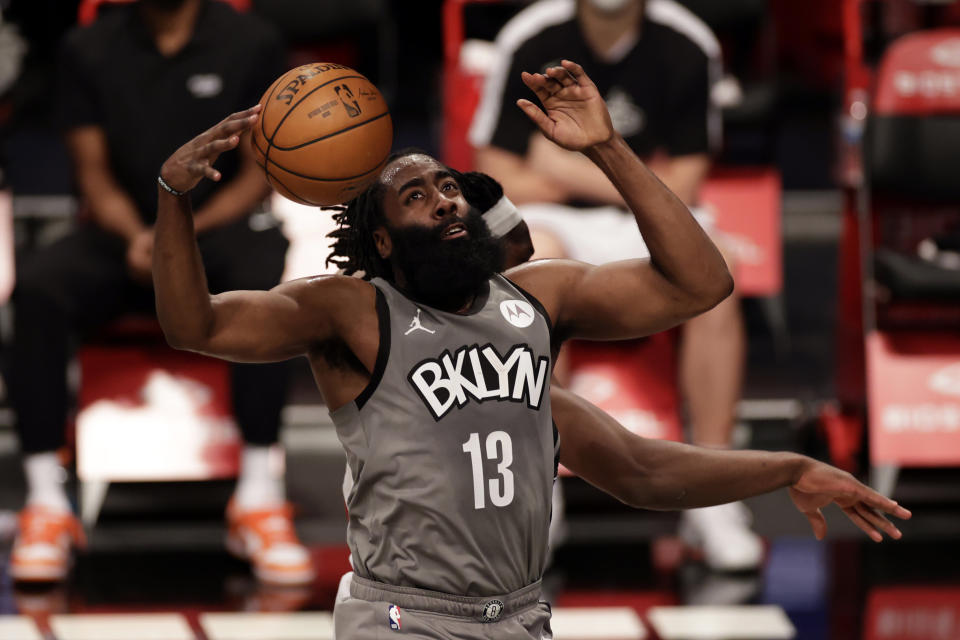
{"left": 471, "top": 0, "right": 757, "bottom": 571}
{"left": 8, "top": 0, "right": 307, "bottom": 586}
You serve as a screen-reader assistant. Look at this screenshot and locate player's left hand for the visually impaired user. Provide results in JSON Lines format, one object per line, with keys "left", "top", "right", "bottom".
{"left": 517, "top": 59, "right": 614, "bottom": 152}
{"left": 159, "top": 104, "right": 261, "bottom": 194}
{"left": 788, "top": 460, "right": 912, "bottom": 542}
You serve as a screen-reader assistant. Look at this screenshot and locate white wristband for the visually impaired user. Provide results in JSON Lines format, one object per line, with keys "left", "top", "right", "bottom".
{"left": 482, "top": 195, "right": 522, "bottom": 238}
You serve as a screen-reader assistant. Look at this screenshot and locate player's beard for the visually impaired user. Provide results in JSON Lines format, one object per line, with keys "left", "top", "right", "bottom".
{"left": 387, "top": 208, "right": 504, "bottom": 311}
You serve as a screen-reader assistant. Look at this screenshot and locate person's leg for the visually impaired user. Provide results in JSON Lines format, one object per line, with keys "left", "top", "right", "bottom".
{"left": 11, "top": 225, "right": 130, "bottom": 505}
{"left": 199, "top": 217, "right": 310, "bottom": 585}
{"left": 677, "top": 251, "right": 762, "bottom": 572}
{"left": 230, "top": 363, "right": 290, "bottom": 508}
{"left": 9, "top": 225, "right": 129, "bottom": 581}
{"left": 679, "top": 292, "right": 745, "bottom": 448}
{"left": 200, "top": 217, "right": 291, "bottom": 508}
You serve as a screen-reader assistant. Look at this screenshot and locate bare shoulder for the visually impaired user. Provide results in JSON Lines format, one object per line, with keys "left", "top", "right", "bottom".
{"left": 504, "top": 258, "right": 587, "bottom": 326}
{"left": 277, "top": 273, "right": 376, "bottom": 310}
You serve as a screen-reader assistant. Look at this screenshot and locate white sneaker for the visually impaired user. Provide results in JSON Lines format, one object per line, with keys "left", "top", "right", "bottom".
{"left": 680, "top": 502, "right": 764, "bottom": 572}
{"left": 225, "top": 501, "right": 315, "bottom": 586}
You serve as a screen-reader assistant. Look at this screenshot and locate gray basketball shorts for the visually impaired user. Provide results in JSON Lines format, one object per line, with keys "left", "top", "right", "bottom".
{"left": 333, "top": 572, "right": 554, "bottom": 639}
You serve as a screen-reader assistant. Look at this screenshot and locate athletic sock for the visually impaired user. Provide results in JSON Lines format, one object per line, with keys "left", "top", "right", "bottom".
{"left": 233, "top": 445, "right": 286, "bottom": 511}
{"left": 23, "top": 452, "right": 72, "bottom": 513}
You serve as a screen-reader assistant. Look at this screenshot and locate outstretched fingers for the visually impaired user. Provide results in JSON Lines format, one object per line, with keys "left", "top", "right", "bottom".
{"left": 192, "top": 137, "right": 237, "bottom": 182}
{"left": 561, "top": 59, "right": 587, "bottom": 84}
{"left": 516, "top": 98, "right": 553, "bottom": 134}
{"left": 521, "top": 71, "right": 554, "bottom": 104}
{"left": 854, "top": 502, "right": 902, "bottom": 539}
{"left": 842, "top": 505, "right": 884, "bottom": 542}
{"left": 545, "top": 65, "right": 576, "bottom": 88}
{"left": 199, "top": 162, "right": 221, "bottom": 182}
{"left": 205, "top": 105, "right": 261, "bottom": 143}
{"left": 224, "top": 104, "right": 262, "bottom": 124}
{"left": 804, "top": 508, "right": 828, "bottom": 540}
{"left": 201, "top": 136, "right": 240, "bottom": 156}
{"left": 217, "top": 113, "right": 259, "bottom": 139}
{"left": 855, "top": 485, "right": 913, "bottom": 520}
{"left": 833, "top": 479, "right": 909, "bottom": 541}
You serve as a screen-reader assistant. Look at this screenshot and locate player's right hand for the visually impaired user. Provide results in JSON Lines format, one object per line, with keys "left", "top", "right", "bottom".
{"left": 159, "top": 105, "right": 261, "bottom": 194}
{"left": 516, "top": 59, "right": 614, "bottom": 152}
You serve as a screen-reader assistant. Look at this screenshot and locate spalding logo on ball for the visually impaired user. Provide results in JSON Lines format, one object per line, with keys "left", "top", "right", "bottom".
{"left": 252, "top": 63, "right": 393, "bottom": 206}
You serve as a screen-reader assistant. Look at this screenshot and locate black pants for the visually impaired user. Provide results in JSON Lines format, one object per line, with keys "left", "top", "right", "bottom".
{"left": 10, "top": 218, "right": 290, "bottom": 454}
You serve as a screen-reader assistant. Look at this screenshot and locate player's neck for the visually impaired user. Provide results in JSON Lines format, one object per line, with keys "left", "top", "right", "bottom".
{"left": 140, "top": 0, "right": 203, "bottom": 57}
{"left": 578, "top": 4, "right": 643, "bottom": 60}
{"left": 393, "top": 273, "right": 477, "bottom": 314}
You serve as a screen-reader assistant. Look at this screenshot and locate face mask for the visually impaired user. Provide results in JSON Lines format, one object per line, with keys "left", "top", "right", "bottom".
{"left": 585, "top": 0, "right": 634, "bottom": 13}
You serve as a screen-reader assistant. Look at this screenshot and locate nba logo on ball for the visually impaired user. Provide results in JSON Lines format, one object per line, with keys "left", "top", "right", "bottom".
{"left": 388, "top": 604, "right": 401, "bottom": 630}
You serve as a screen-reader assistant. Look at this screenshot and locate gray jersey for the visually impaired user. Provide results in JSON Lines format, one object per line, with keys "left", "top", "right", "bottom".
{"left": 331, "top": 275, "right": 557, "bottom": 597}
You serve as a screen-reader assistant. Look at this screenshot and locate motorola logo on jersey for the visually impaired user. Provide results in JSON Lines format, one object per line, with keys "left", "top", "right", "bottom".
{"left": 500, "top": 299, "right": 535, "bottom": 328}
{"left": 408, "top": 343, "right": 550, "bottom": 420}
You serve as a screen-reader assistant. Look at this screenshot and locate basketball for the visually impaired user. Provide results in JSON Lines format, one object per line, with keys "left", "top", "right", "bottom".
{"left": 251, "top": 63, "right": 393, "bottom": 206}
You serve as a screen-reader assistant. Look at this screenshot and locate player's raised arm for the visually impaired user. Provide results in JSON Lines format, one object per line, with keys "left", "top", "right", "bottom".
{"left": 509, "top": 60, "right": 732, "bottom": 340}
{"left": 154, "top": 106, "right": 359, "bottom": 362}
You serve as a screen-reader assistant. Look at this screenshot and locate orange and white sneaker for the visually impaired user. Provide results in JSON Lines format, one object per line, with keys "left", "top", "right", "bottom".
{"left": 226, "top": 502, "right": 315, "bottom": 586}
{"left": 10, "top": 507, "right": 86, "bottom": 583}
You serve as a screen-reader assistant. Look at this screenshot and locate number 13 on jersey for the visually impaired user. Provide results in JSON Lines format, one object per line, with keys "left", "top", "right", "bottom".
{"left": 462, "top": 431, "right": 514, "bottom": 509}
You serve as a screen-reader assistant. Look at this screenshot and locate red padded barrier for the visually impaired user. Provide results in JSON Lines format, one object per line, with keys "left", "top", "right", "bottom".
{"left": 874, "top": 29, "right": 960, "bottom": 115}
{"left": 866, "top": 331, "right": 960, "bottom": 467}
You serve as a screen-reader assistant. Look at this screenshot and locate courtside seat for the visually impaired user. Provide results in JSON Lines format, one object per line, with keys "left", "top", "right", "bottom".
{"left": 75, "top": 315, "right": 240, "bottom": 527}
{"left": 856, "top": 28, "right": 960, "bottom": 494}
{"left": 867, "top": 35, "right": 960, "bottom": 307}
{"left": 865, "top": 31, "right": 960, "bottom": 325}
{"left": 874, "top": 248, "right": 960, "bottom": 301}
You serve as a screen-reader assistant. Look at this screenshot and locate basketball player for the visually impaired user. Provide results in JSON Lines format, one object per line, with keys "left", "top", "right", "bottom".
{"left": 155, "top": 61, "right": 909, "bottom": 637}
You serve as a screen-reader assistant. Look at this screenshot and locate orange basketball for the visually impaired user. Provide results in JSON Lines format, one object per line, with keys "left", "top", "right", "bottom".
{"left": 251, "top": 63, "right": 393, "bottom": 206}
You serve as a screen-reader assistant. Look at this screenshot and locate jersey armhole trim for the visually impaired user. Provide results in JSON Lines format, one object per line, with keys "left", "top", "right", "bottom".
{"left": 355, "top": 286, "right": 390, "bottom": 410}
{"left": 552, "top": 419, "right": 560, "bottom": 480}
{"left": 503, "top": 275, "right": 555, "bottom": 348}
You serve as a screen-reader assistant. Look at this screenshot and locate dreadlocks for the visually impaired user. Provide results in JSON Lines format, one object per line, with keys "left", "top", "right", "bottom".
{"left": 326, "top": 150, "right": 507, "bottom": 280}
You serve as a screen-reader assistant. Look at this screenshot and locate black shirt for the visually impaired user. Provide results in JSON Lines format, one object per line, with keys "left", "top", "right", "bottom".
{"left": 57, "top": 0, "right": 285, "bottom": 222}
{"left": 470, "top": 0, "right": 719, "bottom": 160}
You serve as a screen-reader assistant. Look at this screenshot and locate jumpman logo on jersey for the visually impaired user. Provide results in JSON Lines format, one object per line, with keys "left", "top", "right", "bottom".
{"left": 405, "top": 308, "right": 436, "bottom": 336}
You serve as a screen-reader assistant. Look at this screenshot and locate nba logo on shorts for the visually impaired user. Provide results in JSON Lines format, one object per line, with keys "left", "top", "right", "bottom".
{"left": 388, "top": 604, "right": 402, "bottom": 630}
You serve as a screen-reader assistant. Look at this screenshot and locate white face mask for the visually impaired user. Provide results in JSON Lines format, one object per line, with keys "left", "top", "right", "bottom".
{"left": 585, "top": 0, "right": 635, "bottom": 13}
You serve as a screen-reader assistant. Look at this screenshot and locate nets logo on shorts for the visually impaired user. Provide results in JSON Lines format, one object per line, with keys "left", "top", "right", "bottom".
{"left": 408, "top": 344, "right": 549, "bottom": 420}
{"left": 388, "top": 604, "right": 401, "bottom": 630}
{"left": 482, "top": 599, "right": 504, "bottom": 621}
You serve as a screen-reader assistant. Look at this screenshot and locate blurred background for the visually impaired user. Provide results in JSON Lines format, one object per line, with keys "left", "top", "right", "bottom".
{"left": 0, "top": 1, "right": 959, "bottom": 639}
